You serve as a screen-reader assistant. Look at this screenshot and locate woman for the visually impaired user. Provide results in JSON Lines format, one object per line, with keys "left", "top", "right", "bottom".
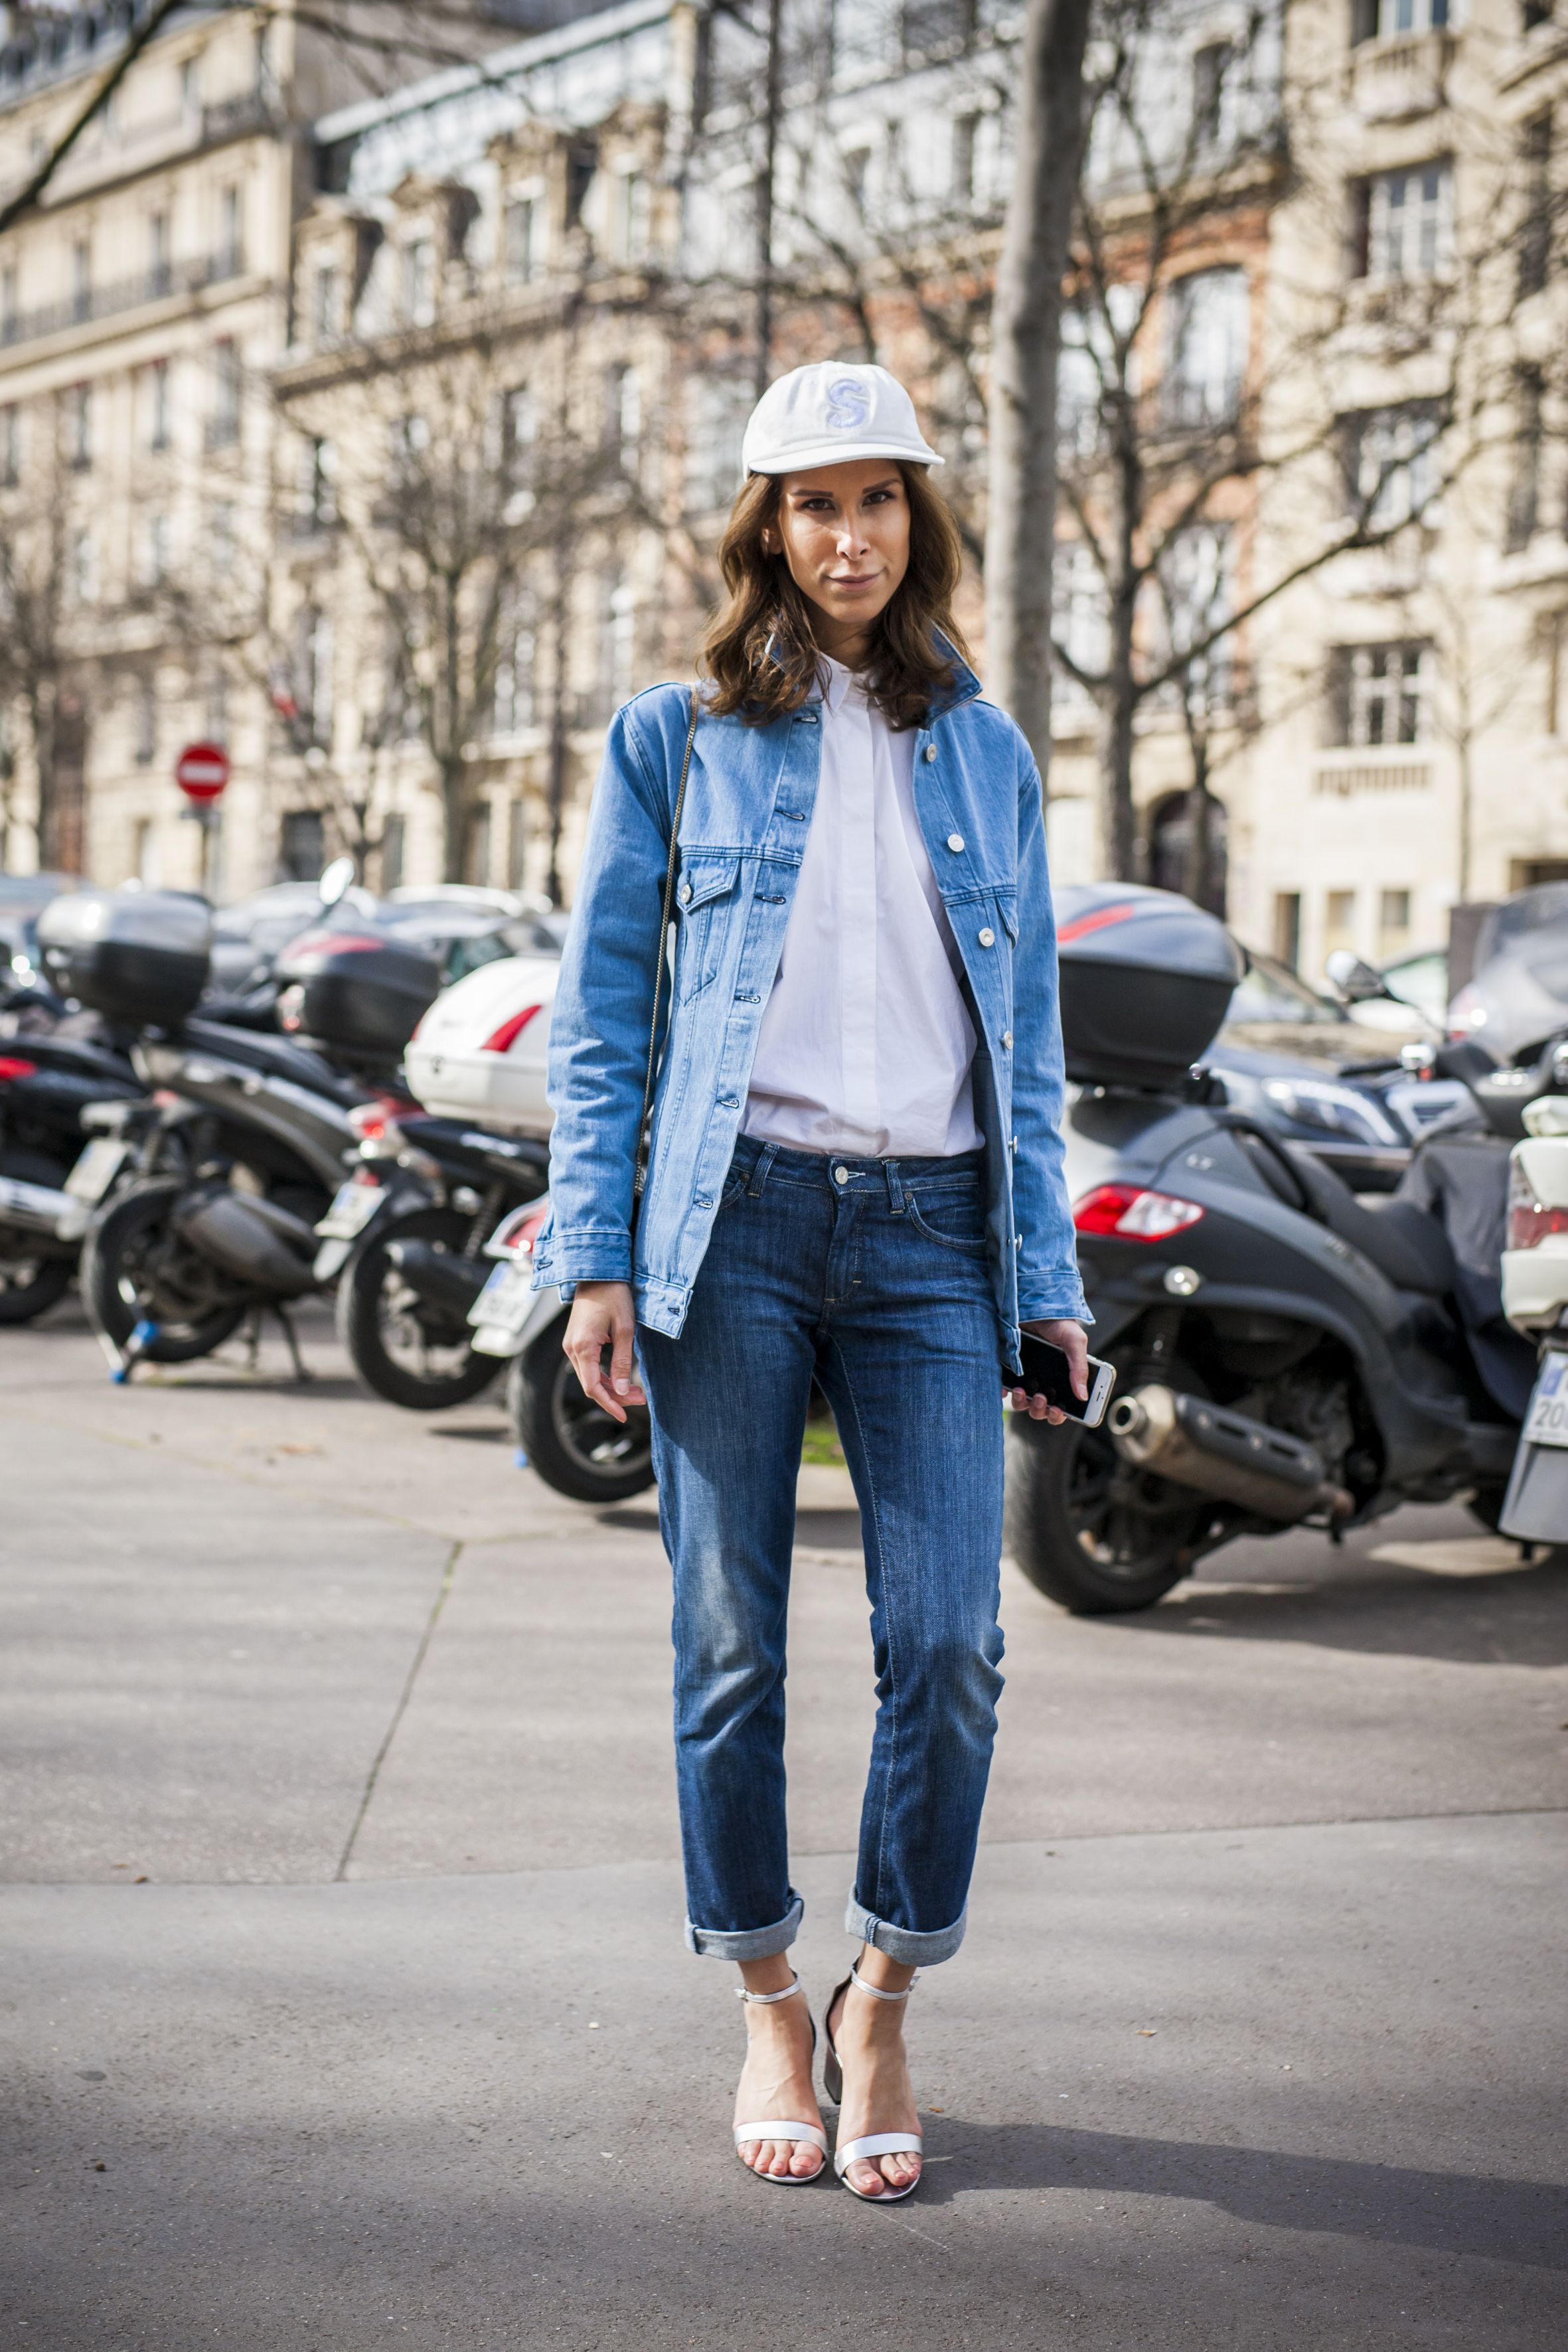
{"left": 536, "top": 361, "right": 1089, "bottom": 2201}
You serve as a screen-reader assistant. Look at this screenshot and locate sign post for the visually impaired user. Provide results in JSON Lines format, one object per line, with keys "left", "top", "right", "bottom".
{"left": 175, "top": 742, "right": 230, "bottom": 896}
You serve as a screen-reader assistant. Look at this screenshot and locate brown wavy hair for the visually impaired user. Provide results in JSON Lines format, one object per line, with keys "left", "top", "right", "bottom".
{"left": 697, "top": 463, "right": 969, "bottom": 729}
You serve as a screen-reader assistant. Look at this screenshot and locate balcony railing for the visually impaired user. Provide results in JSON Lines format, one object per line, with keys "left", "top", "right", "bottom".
{"left": 0, "top": 247, "right": 247, "bottom": 353}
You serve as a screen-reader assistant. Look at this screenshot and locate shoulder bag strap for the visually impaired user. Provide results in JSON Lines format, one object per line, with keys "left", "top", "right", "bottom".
{"left": 633, "top": 684, "right": 700, "bottom": 1203}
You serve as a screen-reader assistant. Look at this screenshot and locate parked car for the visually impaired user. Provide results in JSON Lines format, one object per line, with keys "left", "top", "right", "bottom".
{"left": 1448, "top": 884, "right": 1568, "bottom": 1062}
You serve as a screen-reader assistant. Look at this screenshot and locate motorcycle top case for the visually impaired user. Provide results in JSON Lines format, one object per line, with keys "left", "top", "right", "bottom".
{"left": 402, "top": 955, "right": 558, "bottom": 1137}
{"left": 274, "top": 927, "right": 441, "bottom": 1055}
{"left": 36, "top": 889, "right": 212, "bottom": 1029}
{"left": 1055, "top": 882, "right": 1245, "bottom": 1090}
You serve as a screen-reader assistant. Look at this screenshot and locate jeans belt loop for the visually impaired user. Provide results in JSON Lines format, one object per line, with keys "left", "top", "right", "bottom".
{"left": 747, "top": 1140, "right": 779, "bottom": 1199}
{"left": 884, "top": 1159, "right": 905, "bottom": 1215}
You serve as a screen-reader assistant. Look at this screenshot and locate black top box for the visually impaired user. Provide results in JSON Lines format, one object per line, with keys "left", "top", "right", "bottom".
{"left": 36, "top": 890, "right": 212, "bottom": 1030}
{"left": 1056, "top": 883, "right": 1244, "bottom": 1090}
{"left": 274, "top": 927, "right": 441, "bottom": 1056}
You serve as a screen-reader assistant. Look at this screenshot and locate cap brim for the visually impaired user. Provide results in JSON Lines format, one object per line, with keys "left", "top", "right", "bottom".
{"left": 744, "top": 438, "right": 943, "bottom": 474}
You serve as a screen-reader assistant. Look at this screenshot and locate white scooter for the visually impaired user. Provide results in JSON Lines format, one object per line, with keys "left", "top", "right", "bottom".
{"left": 1498, "top": 1042, "right": 1568, "bottom": 1541}
{"left": 467, "top": 1196, "right": 656, "bottom": 1504}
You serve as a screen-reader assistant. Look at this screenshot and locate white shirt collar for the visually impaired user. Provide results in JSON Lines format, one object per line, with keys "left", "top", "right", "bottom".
{"left": 817, "top": 654, "right": 865, "bottom": 716}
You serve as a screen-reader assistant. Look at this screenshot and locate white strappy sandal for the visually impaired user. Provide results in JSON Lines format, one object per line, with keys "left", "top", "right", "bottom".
{"left": 823, "top": 1964, "right": 924, "bottom": 2203}
{"left": 732, "top": 1974, "right": 828, "bottom": 2185}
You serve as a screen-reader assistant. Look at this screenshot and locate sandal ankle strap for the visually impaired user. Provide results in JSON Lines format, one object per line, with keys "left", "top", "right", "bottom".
{"left": 736, "top": 1970, "right": 805, "bottom": 2005}
{"left": 848, "top": 1962, "right": 917, "bottom": 2003}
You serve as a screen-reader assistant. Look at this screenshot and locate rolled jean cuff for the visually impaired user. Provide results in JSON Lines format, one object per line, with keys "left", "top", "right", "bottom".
{"left": 845, "top": 1895, "right": 967, "bottom": 1967}
{"left": 685, "top": 1891, "right": 803, "bottom": 1960}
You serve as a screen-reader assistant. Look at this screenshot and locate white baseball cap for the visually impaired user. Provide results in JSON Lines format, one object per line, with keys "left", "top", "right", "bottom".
{"left": 740, "top": 361, "right": 943, "bottom": 475}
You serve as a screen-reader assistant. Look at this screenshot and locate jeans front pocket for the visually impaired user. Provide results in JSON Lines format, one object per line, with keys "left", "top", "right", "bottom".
{"left": 907, "top": 1186, "right": 988, "bottom": 1257}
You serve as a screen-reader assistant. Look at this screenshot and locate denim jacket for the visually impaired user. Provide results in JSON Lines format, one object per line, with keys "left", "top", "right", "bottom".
{"left": 535, "top": 646, "right": 1090, "bottom": 1359}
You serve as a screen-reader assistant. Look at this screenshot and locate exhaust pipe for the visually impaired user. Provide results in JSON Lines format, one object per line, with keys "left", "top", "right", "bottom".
{"left": 0, "top": 1174, "right": 89, "bottom": 1243}
{"left": 173, "top": 1188, "right": 320, "bottom": 1298}
{"left": 1109, "top": 1384, "right": 1353, "bottom": 1524}
{"left": 382, "top": 1237, "right": 488, "bottom": 1320}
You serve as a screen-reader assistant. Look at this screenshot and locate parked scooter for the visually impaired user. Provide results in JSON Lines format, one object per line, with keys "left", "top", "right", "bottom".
{"left": 1498, "top": 1038, "right": 1568, "bottom": 1541}
{"left": 0, "top": 986, "right": 146, "bottom": 1322}
{"left": 44, "top": 871, "right": 439, "bottom": 1374}
{"left": 462, "top": 1196, "right": 656, "bottom": 1502}
{"left": 1006, "top": 886, "right": 1538, "bottom": 1613}
{"left": 318, "top": 1105, "right": 549, "bottom": 1409}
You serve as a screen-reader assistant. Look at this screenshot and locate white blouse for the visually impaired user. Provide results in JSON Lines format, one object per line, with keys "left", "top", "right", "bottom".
{"left": 742, "top": 656, "right": 982, "bottom": 1159}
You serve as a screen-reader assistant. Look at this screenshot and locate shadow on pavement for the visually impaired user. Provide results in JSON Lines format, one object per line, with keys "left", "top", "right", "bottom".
{"left": 914, "top": 2117, "right": 1568, "bottom": 2266}
{"left": 1120, "top": 1557, "right": 1568, "bottom": 1668}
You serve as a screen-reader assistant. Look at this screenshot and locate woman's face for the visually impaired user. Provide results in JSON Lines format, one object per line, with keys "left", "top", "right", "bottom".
{"left": 763, "top": 459, "right": 911, "bottom": 657}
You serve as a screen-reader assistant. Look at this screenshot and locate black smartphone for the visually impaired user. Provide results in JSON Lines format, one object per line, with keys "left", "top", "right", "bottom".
{"left": 1007, "top": 1332, "right": 1117, "bottom": 1428}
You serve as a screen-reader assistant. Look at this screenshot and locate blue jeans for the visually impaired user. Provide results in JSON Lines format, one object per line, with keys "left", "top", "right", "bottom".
{"left": 639, "top": 1135, "right": 1006, "bottom": 1968}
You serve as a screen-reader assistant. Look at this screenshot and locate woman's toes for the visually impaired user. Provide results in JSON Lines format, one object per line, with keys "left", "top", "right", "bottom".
{"left": 789, "top": 2142, "right": 823, "bottom": 2179}
{"left": 848, "top": 2159, "right": 888, "bottom": 2195}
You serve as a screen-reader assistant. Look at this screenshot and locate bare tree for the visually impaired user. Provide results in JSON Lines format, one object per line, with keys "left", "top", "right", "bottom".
{"left": 0, "top": 404, "right": 83, "bottom": 869}
{"left": 985, "top": 0, "right": 1094, "bottom": 775}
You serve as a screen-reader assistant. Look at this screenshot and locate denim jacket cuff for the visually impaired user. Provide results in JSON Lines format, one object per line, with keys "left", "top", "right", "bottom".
{"left": 1018, "top": 1290, "right": 1094, "bottom": 1328}
{"left": 534, "top": 1229, "right": 634, "bottom": 1287}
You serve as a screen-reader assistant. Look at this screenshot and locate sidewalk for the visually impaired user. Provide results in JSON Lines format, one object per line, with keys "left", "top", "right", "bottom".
{"left": 3, "top": 1308, "right": 1564, "bottom": 2348}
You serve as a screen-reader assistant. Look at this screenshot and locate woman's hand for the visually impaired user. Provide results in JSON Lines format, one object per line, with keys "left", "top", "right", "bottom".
{"left": 1007, "top": 1318, "right": 1090, "bottom": 1427}
{"left": 563, "top": 1281, "right": 646, "bottom": 1425}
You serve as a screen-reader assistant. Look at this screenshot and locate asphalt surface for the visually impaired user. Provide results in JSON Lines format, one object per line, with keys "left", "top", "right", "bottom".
{"left": 3, "top": 1302, "right": 1565, "bottom": 2349}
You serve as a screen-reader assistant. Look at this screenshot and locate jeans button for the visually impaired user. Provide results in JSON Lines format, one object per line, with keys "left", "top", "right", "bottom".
{"left": 834, "top": 1164, "right": 850, "bottom": 1184}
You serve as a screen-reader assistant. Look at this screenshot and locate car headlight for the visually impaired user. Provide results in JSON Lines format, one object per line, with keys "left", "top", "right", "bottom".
{"left": 1260, "top": 1077, "right": 1401, "bottom": 1147}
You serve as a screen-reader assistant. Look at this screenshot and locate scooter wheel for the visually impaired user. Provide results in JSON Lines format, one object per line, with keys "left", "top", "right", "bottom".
{"left": 1005, "top": 1412, "right": 1204, "bottom": 1614}
{"left": 336, "top": 1205, "right": 502, "bottom": 1412}
{"left": 0, "top": 1147, "right": 74, "bottom": 1324}
{"left": 80, "top": 1178, "right": 248, "bottom": 1363}
{"left": 510, "top": 1319, "right": 655, "bottom": 1504}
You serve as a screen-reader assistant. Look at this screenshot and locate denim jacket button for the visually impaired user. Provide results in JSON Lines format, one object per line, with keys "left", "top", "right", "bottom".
{"left": 978, "top": 927, "right": 995, "bottom": 947}
{"left": 1002, "top": 1030, "right": 1014, "bottom": 1047}
{"left": 946, "top": 832, "right": 965, "bottom": 852}
{"left": 678, "top": 882, "right": 691, "bottom": 904}
{"left": 923, "top": 744, "right": 938, "bottom": 762}
{"left": 695, "top": 1195, "right": 712, "bottom": 1210}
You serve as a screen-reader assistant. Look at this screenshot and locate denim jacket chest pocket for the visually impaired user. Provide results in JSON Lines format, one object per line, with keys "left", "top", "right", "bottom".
{"left": 674, "top": 856, "right": 743, "bottom": 1000}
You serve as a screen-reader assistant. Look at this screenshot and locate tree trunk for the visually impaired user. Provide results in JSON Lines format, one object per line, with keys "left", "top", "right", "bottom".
{"left": 984, "top": 0, "right": 1093, "bottom": 779}
{"left": 1097, "top": 573, "right": 1139, "bottom": 880}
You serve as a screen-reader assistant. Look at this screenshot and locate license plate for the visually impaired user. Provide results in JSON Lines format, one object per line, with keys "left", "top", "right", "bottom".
{"left": 469, "top": 1259, "right": 534, "bottom": 1334}
{"left": 315, "top": 1180, "right": 383, "bottom": 1241}
{"left": 64, "top": 1137, "right": 127, "bottom": 1204}
{"left": 1522, "top": 1350, "right": 1568, "bottom": 1451}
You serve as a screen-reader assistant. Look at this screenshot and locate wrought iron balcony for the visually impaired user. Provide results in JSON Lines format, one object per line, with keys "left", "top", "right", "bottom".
{"left": 0, "top": 246, "right": 247, "bottom": 353}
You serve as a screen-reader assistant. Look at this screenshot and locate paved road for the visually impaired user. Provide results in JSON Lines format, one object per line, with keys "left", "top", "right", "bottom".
{"left": 3, "top": 1303, "right": 1564, "bottom": 2349}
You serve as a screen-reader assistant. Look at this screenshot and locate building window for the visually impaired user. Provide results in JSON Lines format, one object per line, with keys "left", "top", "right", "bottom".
{"left": 71, "top": 236, "right": 90, "bottom": 322}
{"left": 1352, "top": 0, "right": 1450, "bottom": 37}
{"left": 206, "top": 666, "right": 228, "bottom": 743}
{"left": 1331, "top": 641, "right": 1436, "bottom": 744}
{"left": 149, "top": 208, "right": 170, "bottom": 297}
{"left": 133, "top": 817, "right": 159, "bottom": 884}
{"left": 142, "top": 511, "right": 170, "bottom": 587}
{"left": 147, "top": 358, "right": 171, "bottom": 451}
{"left": 492, "top": 596, "right": 538, "bottom": 736}
{"left": 379, "top": 815, "right": 405, "bottom": 894}
{"left": 1341, "top": 402, "right": 1442, "bottom": 528}
{"left": 604, "top": 362, "right": 640, "bottom": 466}
{"left": 1154, "top": 524, "right": 1234, "bottom": 705}
{"left": 68, "top": 528, "right": 95, "bottom": 603}
{"left": 609, "top": 169, "right": 649, "bottom": 263}
{"left": 1192, "top": 42, "right": 1233, "bottom": 146}
{"left": 507, "top": 797, "right": 526, "bottom": 889}
{"left": 1324, "top": 890, "right": 1358, "bottom": 961}
{"left": 1519, "top": 112, "right": 1552, "bottom": 298}
{"left": 1508, "top": 366, "right": 1544, "bottom": 551}
{"left": 181, "top": 56, "right": 199, "bottom": 118}
{"left": 1352, "top": 161, "right": 1452, "bottom": 279}
{"left": 209, "top": 501, "right": 235, "bottom": 574}
{"left": 1163, "top": 268, "right": 1248, "bottom": 427}
{"left": 299, "top": 435, "right": 338, "bottom": 528}
{"left": 1274, "top": 892, "right": 1302, "bottom": 970}
{"left": 684, "top": 375, "right": 749, "bottom": 514}
{"left": 902, "top": 0, "right": 977, "bottom": 58}
{"left": 1522, "top": 0, "right": 1553, "bottom": 30}
{"left": 0, "top": 404, "right": 18, "bottom": 487}
{"left": 66, "top": 382, "right": 92, "bottom": 468}
{"left": 1051, "top": 538, "right": 1109, "bottom": 708}
{"left": 133, "top": 674, "right": 157, "bottom": 765}
{"left": 842, "top": 147, "right": 872, "bottom": 210}
{"left": 312, "top": 263, "right": 339, "bottom": 344}
{"left": 950, "top": 111, "right": 980, "bottom": 201}
{"left": 209, "top": 339, "right": 241, "bottom": 447}
{"left": 403, "top": 237, "right": 435, "bottom": 325}
{"left": 218, "top": 185, "right": 242, "bottom": 275}
{"left": 279, "top": 809, "right": 326, "bottom": 882}
{"left": 2, "top": 266, "right": 17, "bottom": 343}
{"left": 504, "top": 192, "right": 542, "bottom": 283}
{"left": 1379, "top": 887, "right": 1413, "bottom": 956}
{"left": 293, "top": 606, "right": 334, "bottom": 743}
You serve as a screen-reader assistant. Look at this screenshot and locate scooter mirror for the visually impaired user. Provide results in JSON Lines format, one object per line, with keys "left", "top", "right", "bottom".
{"left": 1324, "top": 949, "right": 1389, "bottom": 1003}
{"left": 318, "top": 855, "right": 356, "bottom": 908}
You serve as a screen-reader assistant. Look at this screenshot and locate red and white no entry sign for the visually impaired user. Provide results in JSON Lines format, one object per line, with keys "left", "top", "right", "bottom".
{"left": 175, "top": 741, "right": 230, "bottom": 803}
